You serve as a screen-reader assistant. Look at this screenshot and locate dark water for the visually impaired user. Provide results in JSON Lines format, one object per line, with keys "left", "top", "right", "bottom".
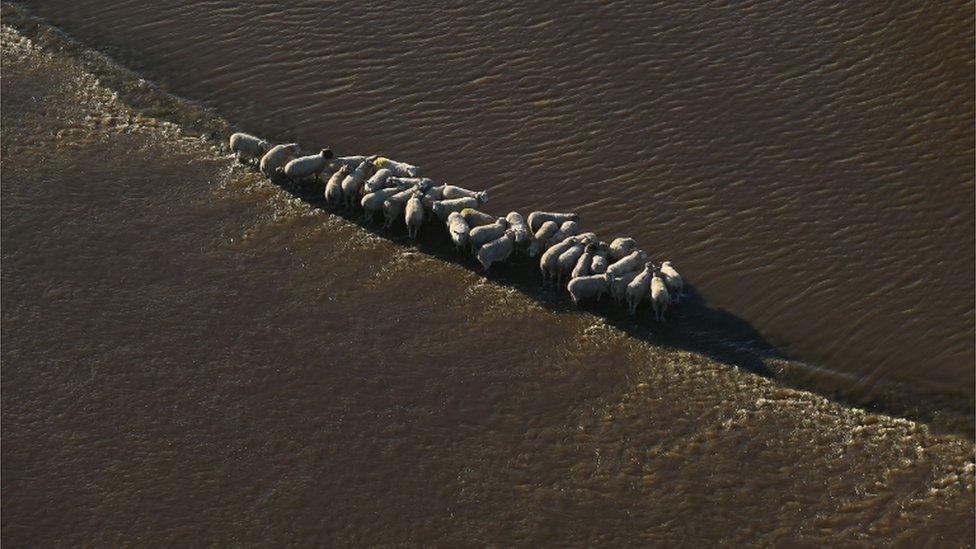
{"left": 2, "top": 4, "right": 975, "bottom": 546}
{"left": 19, "top": 0, "right": 975, "bottom": 402}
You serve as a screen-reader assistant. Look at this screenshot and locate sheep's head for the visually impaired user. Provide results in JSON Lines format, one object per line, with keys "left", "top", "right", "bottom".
{"left": 585, "top": 243, "right": 597, "bottom": 253}
{"left": 319, "top": 148, "right": 334, "bottom": 159}
{"left": 258, "top": 140, "right": 271, "bottom": 154}
{"left": 497, "top": 218, "right": 510, "bottom": 228}
{"left": 476, "top": 191, "right": 489, "bottom": 203}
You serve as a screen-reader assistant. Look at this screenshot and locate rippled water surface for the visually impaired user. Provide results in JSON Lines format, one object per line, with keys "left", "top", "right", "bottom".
{"left": 21, "top": 0, "right": 974, "bottom": 402}
{"left": 2, "top": 4, "right": 975, "bottom": 545}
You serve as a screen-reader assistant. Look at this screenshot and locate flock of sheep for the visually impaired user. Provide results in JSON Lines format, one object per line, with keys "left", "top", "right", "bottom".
{"left": 229, "top": 132, "right": 684, "bottom": 319}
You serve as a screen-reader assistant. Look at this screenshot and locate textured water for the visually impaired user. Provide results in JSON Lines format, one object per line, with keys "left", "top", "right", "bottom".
{"left": 19, "top": 0, "right": 975, "bottom": 406}
{"left": 1, "top": 4, "right": 974, "bottom": 546}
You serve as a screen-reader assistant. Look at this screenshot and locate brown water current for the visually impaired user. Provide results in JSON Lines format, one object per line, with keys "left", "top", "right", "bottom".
{"left": 15, "top": 0, "right": 975, "bottom": 413}
{"left": 1, "top": 5, "right": 975, "bottom": 547}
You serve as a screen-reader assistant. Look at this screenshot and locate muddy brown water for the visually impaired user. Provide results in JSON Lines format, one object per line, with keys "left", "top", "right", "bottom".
{"left": 16, "top": 0, "right": 975, "bottom": 408}
{"left": 1, "top": 4, "right": 974, "bottom": 546}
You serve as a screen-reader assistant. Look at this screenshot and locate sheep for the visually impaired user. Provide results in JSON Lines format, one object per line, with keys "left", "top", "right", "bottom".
{"left": 609, "top": 270, "right": 640, "bottom": 304}
{"left": 340, "top": 158, "right": 374, "bottom": 209}
{"left": 382, "top": 187, "right": 416, "bottom": 229}
{"left": 544, "top": 220, "right": 580, "bottom": 252}
{"left": 431, "top": 197, "right": 478, "bottom": 222}
{"left": 404, "top": 191, "right": 425, "bottom": 239}
{"left": 387, "top": 176, "right": 427, "bottom": 187}
{"left": 259, "top": 143, "right": 300, "bottom": 178}
{"left": 528, "top": 211, "right": 579, "bottom": 232}
{"left": 284, "top": 149, "right": 334, "bottom": 182}
{"left": 571, "top": 243, "right": 597, "bottom": 279}
{"left": 609, "top": 237, "right": 638, "bottom": 262}
{"left": 373, "top": 157, "right": 419, "bottom": 177}
{"left": 528, "top": 211, "right": 580, "bottom": 233}
{"left": 228, "top": 132, "right": 270, "bottom": 164}
{"left": 540, "top": 236, "right": 580, "bottom": 284}
{"left": 590, "top": 242, "right": 610, "bottom": 274}
{"left": 324, "top": 164, "right": 349, "bottom": 207}
{"left": 420, "top": 184, "right": 444, "bottom": 215}
{"left": 556, "top": 242, "right": 587, "bottom": 286}
{"left": 469, "top": 218, "right": 510, "bottom": 252}
{"left": 577, "top": 232, "right": 598, "bottom": 244}
{"left": 567, "top": 274, "right": 611, "bottom": 306}
{"left": 659, "top": 261, "right": 684, "bottom": 303}
{"left": 460, "top": 208, "right": 497, "bottom": 228}
{"left": 442, "top": 185, "right": 488, "bottom": 203}
{"left": 476, "top": 229, "right": 516, "bottom": 272}
{"left": 606, "top": 250, "right": 648, "bottom": 278}
{"left": 360, "top": 182, "right": 411, "bottom": 224}
{"left": 330, "top": 155, "right": 367, "bottom": 170}
{"left": 446, "top": 212, "right": 470, "bottom": 252}
{"left": 625, "top": 262, "right": 655, "bottom": 316}
{"left": 362, "top": 168, "right": 394, "bottom": 194}
{"left": 505, "top": 212, "right": 530, "bottom": 246}
{"left": 527, "top": 221, "right": 560, "bottom": 258}
{"left": 650, "top": 271, "right": 670, "bottom": 321}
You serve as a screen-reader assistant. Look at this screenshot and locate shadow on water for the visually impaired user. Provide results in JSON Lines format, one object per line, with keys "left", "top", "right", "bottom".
{"left": 273, "top": 174, "right": 782, "bottom": 380}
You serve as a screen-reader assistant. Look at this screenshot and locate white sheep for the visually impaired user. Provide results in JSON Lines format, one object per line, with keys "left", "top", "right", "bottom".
{"left": 527, "top": 211, "right": 580, "bottom": 233}
{"left": 362, "top": 168, "right": 394, "bottom": 194}
{"left": 606, "top": 250, "right": 647, "bottom": 278}
{"left": 659, "top": 261, "right": 683, "bottom": 303}
{"left": 505, "top": 212, "right": 530, "bottom": 246}
{"left": 590, "top": 242, "right": 610, "bottom": 274}
{"left": 460, "top": 208, "right": 497, "bottom": 228}
{"left": 540, "top": 236, "right": 580, "bottom": 284}
{"left": 476, "top": 229, "right": 516, "bottom": 272}
{"left": 469, "top": 218, "right": 510, "bottom": 251}
{"left": 404, "top": 192, "right": 425, "bottom": 239}
{"left": 527, "top": 221, "right": 560, "bottom": 258}
{"left": 625, "top": 262, "right": 655, "bottom": 316}
{"left": 608, "top": 237, "right": 638, "bottom": 262}
{"left": 228, "top": 132, "right": 270, "bottom": 164}
{"left": 567, "top": 274, "right": 611, "bottom": 306}
{"left": 650, "top": 271, "right": 670, "bottom": 321}
{"left": 556, "top": 242, "right": 587, "bottom": 286}
{"left": 387, "top": 176, "right": 428, "bottom": 187}
{"left": 442, "top": 185, "right": 488, "bottom": 203}
{"left": 284, "top": 149, "right": 334, "bottom": 182}
{"left": 330, "top": 155, "right": 367, "bottom": 170}
{"left": 421, "top": 183, "right": 444, "bottom": 214}
{"left": 609, "top": 270, "right": 640, "bottom": 304}
{"left": 446, "top": 212, "right": 470, "bottom": 252}
{"left": 577, "top": 232, "right": 598, "bottom": 244}
{"left": 373, "top": 157, "right": 419, "bottom": 177}
{"left": 544, "top": 220, "right": 580, "bottom": 252}
{"left": 571, "top": 243, "right": 597, "bottom": 279}
{"left": 341, "top": 158, "right": 374, "bottom": 209}
{"left": 382, "top": 187, "right": 416, "bottom": 229}
{"left": 259, "top": 143, "right": 300, "bottom": 178}
{"left": 360, "top": 182, "right": 411, "bottom": 224}
{"left": 324, "top": 165, "right": 349, "bottom": 207}
{"left": 431, "top": 197, "right": 479, "bottom": 222}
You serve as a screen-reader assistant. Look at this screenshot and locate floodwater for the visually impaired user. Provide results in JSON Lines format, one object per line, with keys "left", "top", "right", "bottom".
{"left": 18, "top": 0, "right": 975, "bottom": 411}
{"left": 1, "top": 3, "right": 974, "bottom": 546}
